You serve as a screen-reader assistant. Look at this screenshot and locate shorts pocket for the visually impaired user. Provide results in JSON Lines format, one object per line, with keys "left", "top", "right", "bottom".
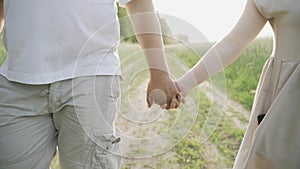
{"left": 94, "top": 133, "right": 121, "bottom": 168}
{"left": 96, "top": 134, "right": 121, "bottom": 155}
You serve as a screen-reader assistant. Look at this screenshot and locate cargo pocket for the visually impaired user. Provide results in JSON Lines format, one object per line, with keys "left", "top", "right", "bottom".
{"left": 94, "top": 133, "right": 121, "bottom": 169}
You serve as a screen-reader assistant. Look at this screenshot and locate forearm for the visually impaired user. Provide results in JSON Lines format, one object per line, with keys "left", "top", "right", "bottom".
{"left": 125, "top": 0, "right": 169, "bottom": 78}
{"left": 177, "top": 0, "right": 267, "bottom": 94}
{"left": 177, "top": 36, "right": 248, "bottom": 92}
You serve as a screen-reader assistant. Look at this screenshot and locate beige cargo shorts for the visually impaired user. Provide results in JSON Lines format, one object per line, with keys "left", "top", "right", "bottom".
{"left": 0, "top": 75, "right": 121, "bottom": 169}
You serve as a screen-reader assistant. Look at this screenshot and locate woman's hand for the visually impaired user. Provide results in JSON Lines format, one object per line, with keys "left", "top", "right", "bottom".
{"left": 174, "top": 80, "right": 189, "bottom": 98}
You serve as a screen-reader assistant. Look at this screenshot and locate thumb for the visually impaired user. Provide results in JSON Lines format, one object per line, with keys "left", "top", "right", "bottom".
{"left": 146, "top": 90, "right": 152, "bottom": 108}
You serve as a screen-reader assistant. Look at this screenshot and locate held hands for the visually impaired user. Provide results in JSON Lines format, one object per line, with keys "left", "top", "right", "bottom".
{"left": 146, "top": 69, "right": 186, "bottom": 109}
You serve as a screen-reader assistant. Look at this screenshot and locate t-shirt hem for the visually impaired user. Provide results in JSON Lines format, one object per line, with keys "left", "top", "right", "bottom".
{"left": 0, "top": 67, "right": 122, "bottom": 85}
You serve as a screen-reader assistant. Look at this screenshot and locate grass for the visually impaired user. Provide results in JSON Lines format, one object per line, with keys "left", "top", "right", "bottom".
{"left": 223, "top": 39, "right": 272, "bottom": 109}
{"left": 172, "top": 92, "right": 211, "bottom": 169}
{"left": 0, "top": 38, "right": 272, "bottom": 168}
{"left": 166, "top": 38, "right": 273, "bottom": 110}
{"left": 0, "top": 39, "right": 272, "bottom": 110}
{"left": 0, "top": 35, "right": 6, "bottom": 65}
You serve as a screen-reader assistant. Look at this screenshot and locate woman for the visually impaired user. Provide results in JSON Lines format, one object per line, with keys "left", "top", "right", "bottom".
{"left": 175, "top": 0, "right": 300, "bottom": 168}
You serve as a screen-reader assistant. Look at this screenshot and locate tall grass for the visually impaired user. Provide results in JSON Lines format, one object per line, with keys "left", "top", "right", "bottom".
{"left": 0, "top": 39, "right": 272, "bottom": 168}
{"left": 0, "top": 35, "right": 7, "bottom": 65}
{"left": 220, "top": 38, "right": 273, "bottom": 109}
{"left": 166, "top": 38, "right": 273, "bottom": 110}
{"left": 164, "top": 38, "right": 273, "bottom": 168}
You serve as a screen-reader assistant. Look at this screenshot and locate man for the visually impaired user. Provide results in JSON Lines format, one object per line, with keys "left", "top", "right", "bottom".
{"left": 0, "top": 0, "right": 181, "bottom": 168}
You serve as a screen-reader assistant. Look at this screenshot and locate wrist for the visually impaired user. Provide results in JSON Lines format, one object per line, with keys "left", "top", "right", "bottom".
{"left": 176, "top": 79, "right": 190, "bottom": 96}
{"left": 143, "top": 49, "right": 169, "bottom": 75}
{"left": 149, "top": 68, "right": 170, "bottom": 80}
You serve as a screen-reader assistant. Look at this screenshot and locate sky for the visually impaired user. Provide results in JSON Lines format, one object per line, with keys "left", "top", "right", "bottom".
{"left": 153, "top": 0, "right": 273, "bottom": 42}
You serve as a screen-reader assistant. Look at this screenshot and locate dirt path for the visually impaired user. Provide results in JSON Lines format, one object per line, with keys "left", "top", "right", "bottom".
{"left": 198, "top": 82, "right": 250, "bottom": 130}
{"left": 117, "top": 50, "right": 250, "bottom": 169}
{"left": 170, "top": 51, "right": 250, "bottom": 129}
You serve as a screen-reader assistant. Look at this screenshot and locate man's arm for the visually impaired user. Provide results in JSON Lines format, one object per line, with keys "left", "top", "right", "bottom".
{"left": 125, "top": 0, "right": 182, "bottom": 109}
{"left": 0, "top": 0, "right": 4, "bottom": 32}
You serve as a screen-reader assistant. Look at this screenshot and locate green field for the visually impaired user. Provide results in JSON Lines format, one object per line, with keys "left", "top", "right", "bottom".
{"left": 0, "top": 38, "right": 273, "bottom": 169}
{"left": 117, "top": 38, "right": 272, "bottom": 168}
{"left": 165, "top": 38, "right": 273, "bottom": 110}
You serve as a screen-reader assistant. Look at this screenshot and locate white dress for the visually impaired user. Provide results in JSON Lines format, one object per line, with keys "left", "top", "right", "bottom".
{"left": 233, "top": 0, "right": 300, "bottom": 168}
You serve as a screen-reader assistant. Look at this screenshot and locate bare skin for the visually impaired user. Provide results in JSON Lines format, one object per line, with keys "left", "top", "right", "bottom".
{"left": 174, "top": 0, "right": 267, "bottom": 100}
{"left": 125, "top": 0, "right": 182, "bottom": 109}
{"left": 0, "top": 0, "right": 181, "bottom": 109}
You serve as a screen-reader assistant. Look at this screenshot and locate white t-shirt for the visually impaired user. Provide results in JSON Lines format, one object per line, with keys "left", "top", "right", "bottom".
{"left": 0, "top": 0, "right": 131, "bottom": 84}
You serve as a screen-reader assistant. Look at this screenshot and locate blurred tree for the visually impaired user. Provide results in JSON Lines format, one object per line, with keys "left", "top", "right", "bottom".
{"left": 117, "top": 4, "right": 175, "bottom": 44}
{"left": 117, "top": 4, "right": 138, "bottom": 43}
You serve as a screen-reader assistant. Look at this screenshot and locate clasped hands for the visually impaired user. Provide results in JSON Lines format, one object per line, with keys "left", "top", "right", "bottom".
{"left": 146, "top": 69, "right": 187, "bottom": 109}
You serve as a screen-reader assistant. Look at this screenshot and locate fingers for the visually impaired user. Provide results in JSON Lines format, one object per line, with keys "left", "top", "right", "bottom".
{"left": 181, "top": 96, "right": 186, "bottom": 104}
{"left": 148, "top": 94, "right": 184, "bottom": 109}
{"left": 147, "top": 99, "right": 151, "bottom": 108}
{"left": 148, "top": 97, "right": 165, "bottom": 109}
{"left": 148, "top": 90, "right": 184, "bottom": 110}
{"left": 146, "top": 78, "right": 186, "bottom": 109}
{"left": 160, "top": 103, "right": 167, "bottom": 109}
{"left": 176, "top": 93, "right": 185, "bottom": 104}
{"left": 148, "top": 96, "right": 178, "bottom": 110}
{"left": 169, "top": 96, "right": 179, "bottom": 109}
{"left": 146, "top": 91, "right": 152, "bottom": 108}
{"left": 165, "top": 95, "right": 180, "bottom": 110}
{"left": 174, "top": 80, "right": 186, "bottom": 104}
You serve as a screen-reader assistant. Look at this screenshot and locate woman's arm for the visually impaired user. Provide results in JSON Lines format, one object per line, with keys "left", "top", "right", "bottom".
{"left": 177, "top": 0, "right": 268, "bottom": 95}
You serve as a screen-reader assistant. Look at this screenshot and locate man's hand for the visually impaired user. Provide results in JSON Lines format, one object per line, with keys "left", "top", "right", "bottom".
{"left": 125, "top": 0, "right": 184, "bottom": 109}
{"left": 146, "top": 69, "right": 183, "bottom": 109}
